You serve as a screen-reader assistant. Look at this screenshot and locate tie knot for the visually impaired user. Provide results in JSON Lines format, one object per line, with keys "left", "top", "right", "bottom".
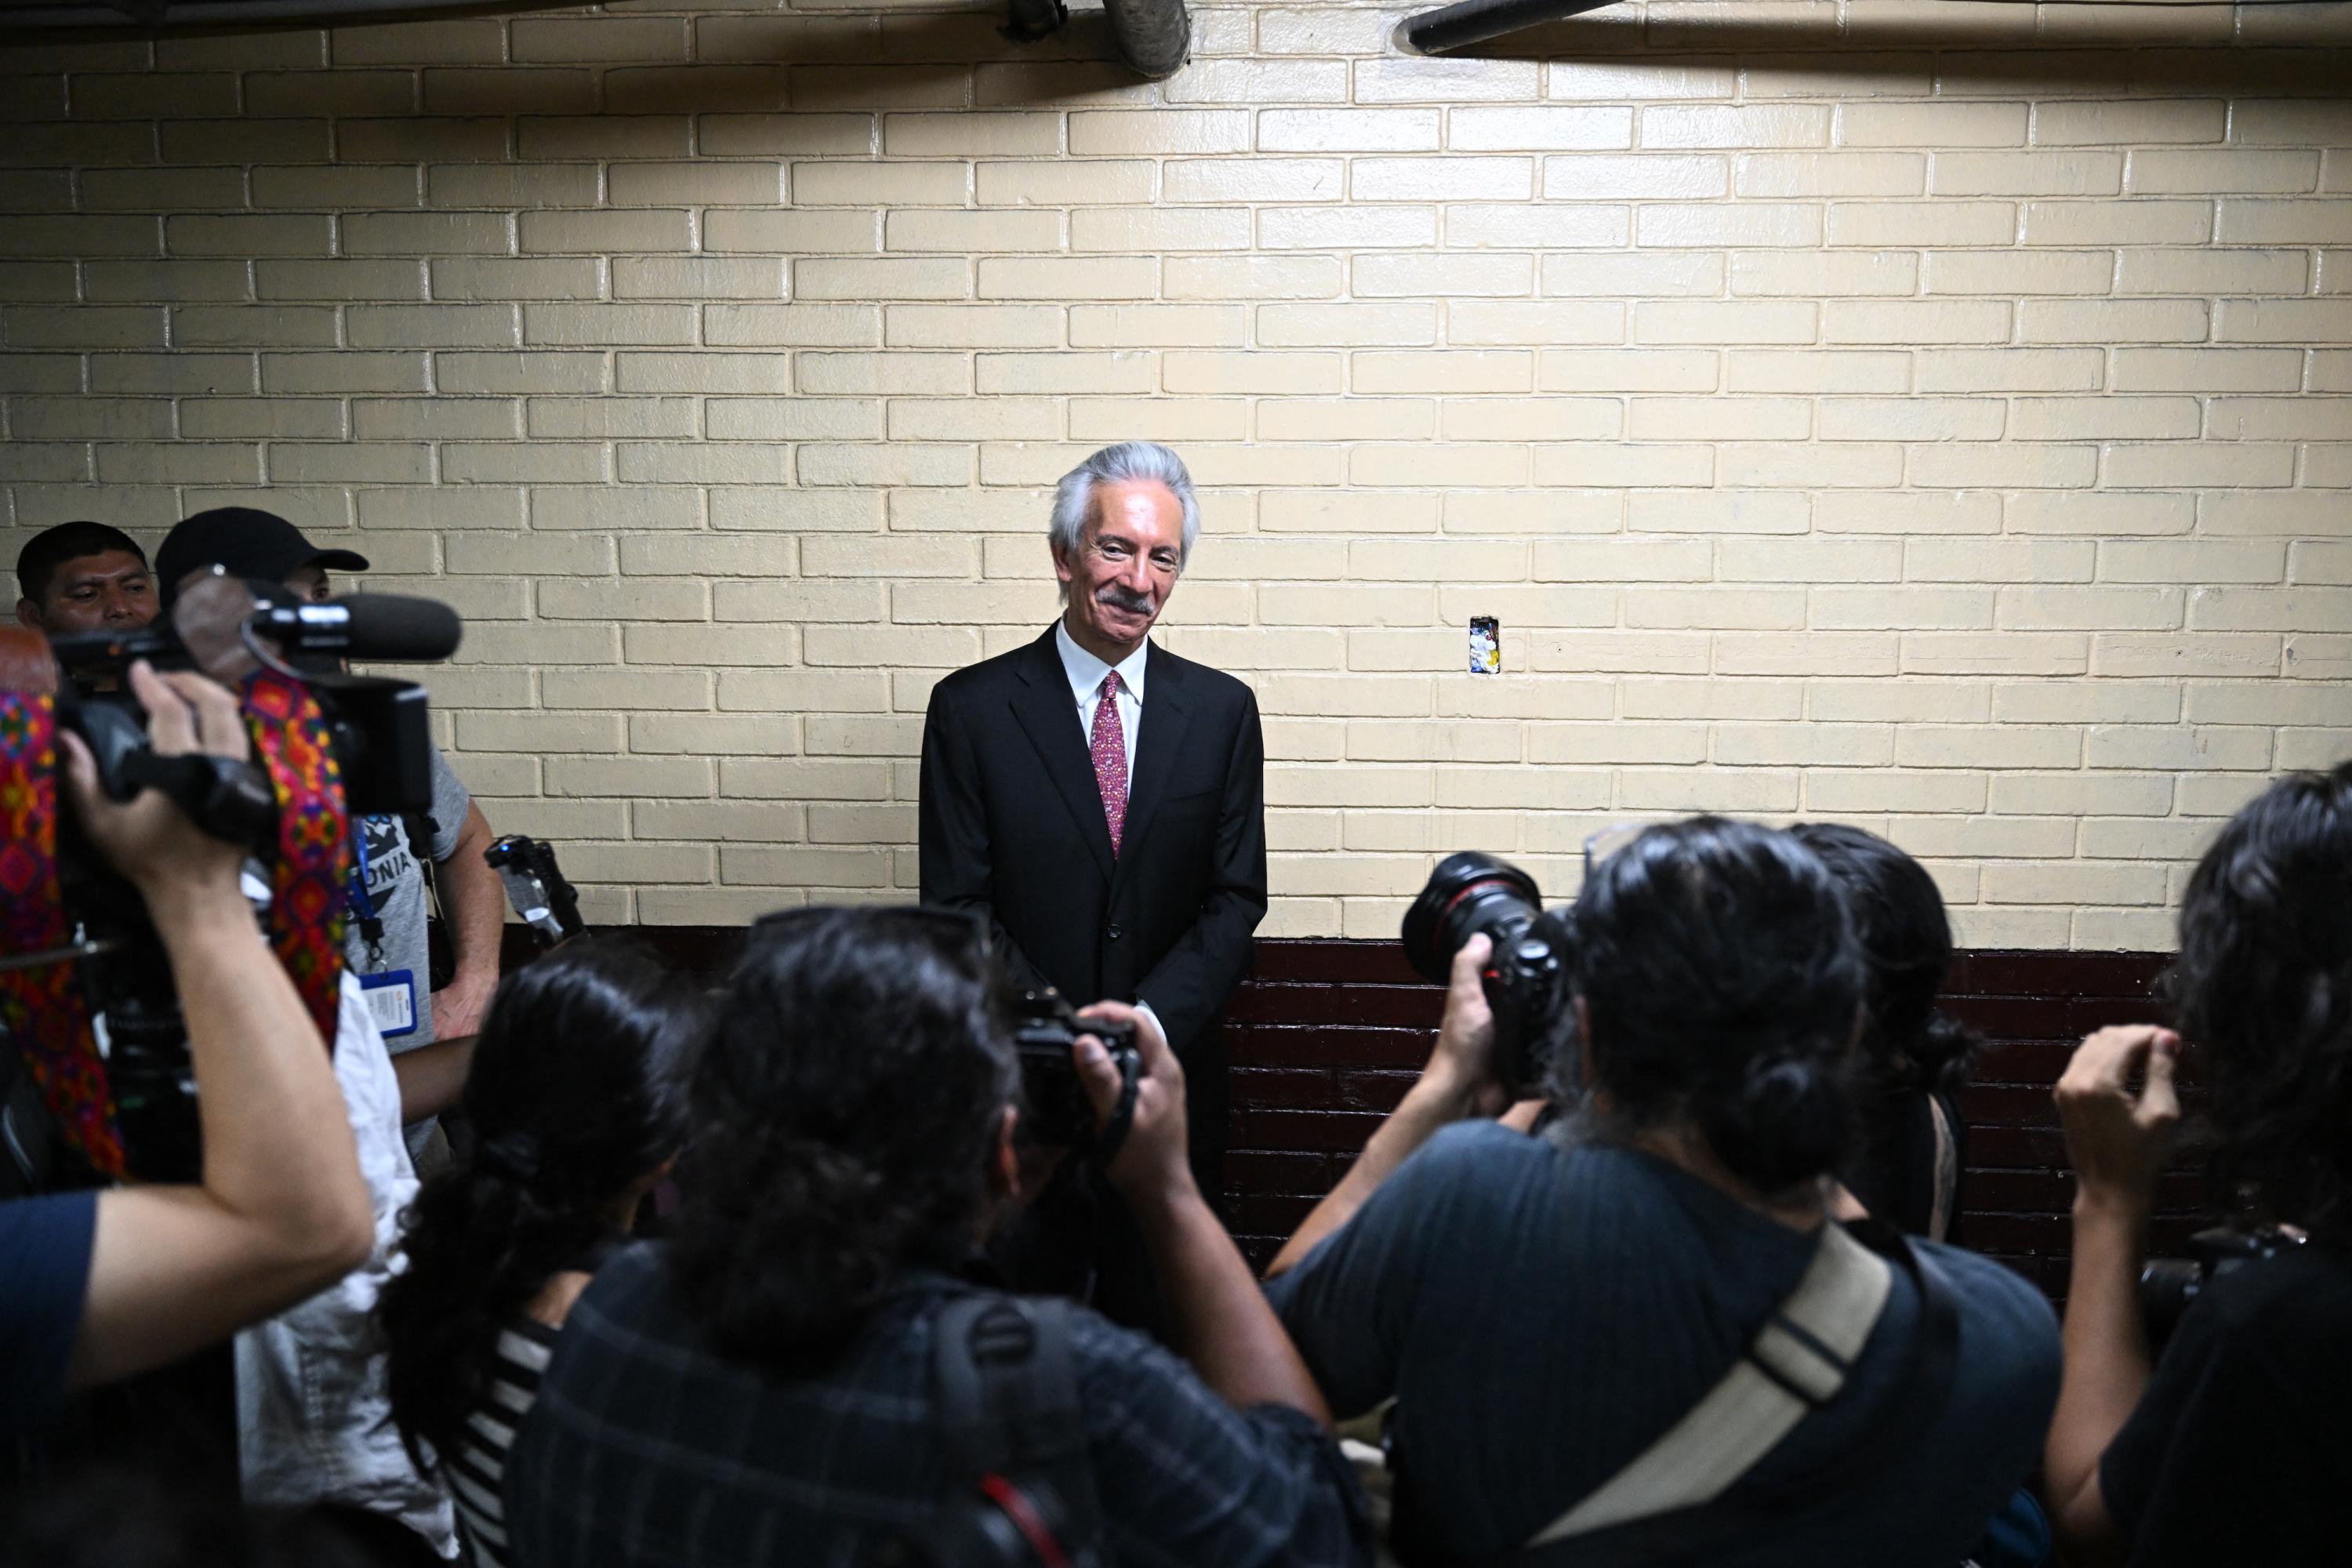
{"left": 1100, "top": 670, "right": 1124, "bottom": 699}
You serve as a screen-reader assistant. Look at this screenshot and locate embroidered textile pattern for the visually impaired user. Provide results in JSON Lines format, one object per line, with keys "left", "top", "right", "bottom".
{"left": 244, "top": 670, "right": 350, "bottom": 1047}
{"left": 0, "top": 691, "right": 124, "bottom": 1175}
{"left": 1091, "top": 670, "right": 1127, "bottom": 857}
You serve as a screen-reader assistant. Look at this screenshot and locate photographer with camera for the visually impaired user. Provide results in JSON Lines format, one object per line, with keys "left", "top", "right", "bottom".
{"left": 502, "top": 906, "right": 1365, "bottom": 1568}
{"left": 155, "top": 508, "right": 507, "bottom": 1070}
{"left": 0, "top": 661, "right": 371, "bottom": 1439}
{"left": 1265, "top": 818, "right": 2060, "bottom": 1565}
{"left": 2042, "top": 762, "right": 2352, "bottom": 1567}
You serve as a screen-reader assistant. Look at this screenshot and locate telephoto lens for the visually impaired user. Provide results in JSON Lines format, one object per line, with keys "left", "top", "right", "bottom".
{"left": 1399, "top": 852, "right": 1574, "bottom": 1096}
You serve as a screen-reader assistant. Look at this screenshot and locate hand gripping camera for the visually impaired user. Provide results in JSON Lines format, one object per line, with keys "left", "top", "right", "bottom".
{"left": 1401, "top": 851, "right": 1577, "bottom": 1097}
{"left": 1007, "top": 989, "right": 1142, "bottom": 1160}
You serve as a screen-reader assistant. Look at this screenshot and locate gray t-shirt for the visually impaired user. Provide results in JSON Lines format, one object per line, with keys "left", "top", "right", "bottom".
{"left": 344, "top": 744, "right": 470, "bottom": 1051}
{"left": 1267, "top": 1120, "right": 2061, "bottom": 1566}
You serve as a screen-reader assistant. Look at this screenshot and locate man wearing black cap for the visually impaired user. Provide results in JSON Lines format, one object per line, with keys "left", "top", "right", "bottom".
{"left": 154, "top": 508, "right": 506, "bottom": 1056}
{"left": 153, "top": 506, "right": 372, "bottom": 612}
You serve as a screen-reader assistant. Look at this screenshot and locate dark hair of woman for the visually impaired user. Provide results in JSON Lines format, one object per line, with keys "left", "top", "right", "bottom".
{"left": 1787, "top": 822, "right": 1980, "bottom": 1102}
{"left": 378, "top": 940, "right": 701, "bottom": 1470}
{"left": 1564, "top": 816, "right": 1866, "bottom": 1195}
{"left": 667, "top": 906, "right": 1016, "bottom": 1368}
{"left": 2172, "top": 760, "right": 2352, "bottom": 1252}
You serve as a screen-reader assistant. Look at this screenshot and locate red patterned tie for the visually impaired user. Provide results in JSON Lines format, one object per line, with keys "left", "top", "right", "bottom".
{"left": 1090, "top": 670, "right": 1127, "bottom": 857}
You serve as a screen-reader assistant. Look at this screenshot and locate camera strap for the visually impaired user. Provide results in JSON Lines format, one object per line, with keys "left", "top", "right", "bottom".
{"left": 240, "top": 670, "right": 352, "bottom": 1048}
{"left": 0, "top": 684, "right": 121, "bottom": 1175}
{"left": 0, "top": 666, "right": 349, "bottom": 1178}
{"left": 1086, "top": 1049, "right": 1141, "bottom": 1171}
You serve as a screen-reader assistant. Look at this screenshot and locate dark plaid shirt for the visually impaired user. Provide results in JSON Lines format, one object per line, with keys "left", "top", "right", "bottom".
{"left": 504, "top": 1243, "right": 1368, "bottom": 1568}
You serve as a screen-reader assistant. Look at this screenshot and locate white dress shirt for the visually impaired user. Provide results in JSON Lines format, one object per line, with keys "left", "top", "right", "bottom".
{"left": 1049, "top": 621, "right": 1166, "bottom": 1039}
{"left": 1056, "top": 619, "right": 1147, "bottom": 792}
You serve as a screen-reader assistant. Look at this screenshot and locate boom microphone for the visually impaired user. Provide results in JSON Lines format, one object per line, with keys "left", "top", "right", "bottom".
{"left": 247, "top": 595, "right": 464, "bottom": 662}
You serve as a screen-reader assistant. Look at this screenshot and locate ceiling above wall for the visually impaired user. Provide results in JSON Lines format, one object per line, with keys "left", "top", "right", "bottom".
{"left": 0, "top": 0, "right": 1190, "bottom": 78}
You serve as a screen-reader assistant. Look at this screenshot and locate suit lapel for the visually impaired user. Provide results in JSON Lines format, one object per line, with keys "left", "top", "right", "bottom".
{"left": 1007, "top": 627, "right": 1116, "bottom": 884}
{"left": 1111, "top": 647, "right": 1192, "bottom": 899}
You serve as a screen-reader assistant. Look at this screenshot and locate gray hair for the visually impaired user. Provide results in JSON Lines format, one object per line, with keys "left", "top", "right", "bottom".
{"left": 1048, "top": 441, "right": 1200, "bottom": 572}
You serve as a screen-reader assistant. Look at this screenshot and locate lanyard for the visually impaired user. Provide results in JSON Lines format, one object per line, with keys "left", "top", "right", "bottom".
{"left": 347, "top": 818, "right": 385, "bottom": 947}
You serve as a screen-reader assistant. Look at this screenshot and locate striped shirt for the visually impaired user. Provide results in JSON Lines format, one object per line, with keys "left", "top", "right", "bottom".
{"left": 445, "top": 1318, "right": 559, "bottom": 1568}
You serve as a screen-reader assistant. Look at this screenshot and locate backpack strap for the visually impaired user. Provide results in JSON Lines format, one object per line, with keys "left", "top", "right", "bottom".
{"left": 1503, "top": 1221, "right": 1962, "bottom": 1568}
{"left": 1525, "top": 1219, "right": 1892, "bottom": 1548}
{"left": 921, "top": 1294, "right": 1106, "bottom": 1568}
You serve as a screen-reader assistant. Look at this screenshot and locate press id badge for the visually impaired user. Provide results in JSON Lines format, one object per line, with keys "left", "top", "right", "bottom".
{"left": 360, "top": 970, "right": 419, "bottom": 1039}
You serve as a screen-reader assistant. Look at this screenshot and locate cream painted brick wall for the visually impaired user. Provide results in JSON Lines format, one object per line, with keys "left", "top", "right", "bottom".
{"left": 2, "top": 3, "right": 2350, "bottom": 945}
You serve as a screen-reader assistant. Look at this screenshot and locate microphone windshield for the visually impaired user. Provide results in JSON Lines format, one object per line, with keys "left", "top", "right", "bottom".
{"left": 254, "top": 595, "right": 464, "bottom": 662}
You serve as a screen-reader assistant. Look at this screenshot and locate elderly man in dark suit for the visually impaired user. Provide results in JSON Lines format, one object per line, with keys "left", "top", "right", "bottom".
{"left": 920, "top": 440, "right": 1267, "bottom": 1328}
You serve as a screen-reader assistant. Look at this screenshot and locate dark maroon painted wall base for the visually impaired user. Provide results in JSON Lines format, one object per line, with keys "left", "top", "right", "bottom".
{"left": 1220, "top": 940, "right": 2191, "bottom": 1294}
{"left": 514, "top": 929, "right": 2191, "bottom": 1298}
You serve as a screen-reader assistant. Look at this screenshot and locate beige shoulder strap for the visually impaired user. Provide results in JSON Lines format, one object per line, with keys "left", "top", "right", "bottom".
{"left": 1928, "top": 1094, "right": 1958, "bottom": 1244}
{"left": 1526, "top": 1221, "right": 1893, "bottom": 1546}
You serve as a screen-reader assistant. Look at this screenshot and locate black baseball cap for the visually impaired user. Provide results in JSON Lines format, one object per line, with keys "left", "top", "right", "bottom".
{"left": 154, "top": 507, "right": 370, "bottom": 604}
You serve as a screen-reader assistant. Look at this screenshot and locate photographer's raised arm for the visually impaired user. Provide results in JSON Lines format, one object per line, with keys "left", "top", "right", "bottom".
{"left": 1076, "top": 1000, "right": 1330, "bottom": 1427}
{"left": 2043, "top": 1024, "right": 2182, "bottom": 1563}
{"left": 60, "top": 662, "right": 373, "bottom": 1390}
{"left": 429, "top": 798, "right": 505, "bottom": 1040}
{"left": 1267, "top": 934, "right": 1504, "bottom": 1279}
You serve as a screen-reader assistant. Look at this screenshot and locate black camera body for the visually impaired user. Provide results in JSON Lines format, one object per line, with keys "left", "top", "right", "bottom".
{"left": 1401, "top": 851, "right": 1576, "bottom": 1095}
{"left": 1007, "top": 989, "right": 1139, "bottom": 1151}
{"left": 486, "top": 834, "right": 586, "bottom": 950}
{"left": 2140, "top": 1225, "right": 2306, "bottom": 1345}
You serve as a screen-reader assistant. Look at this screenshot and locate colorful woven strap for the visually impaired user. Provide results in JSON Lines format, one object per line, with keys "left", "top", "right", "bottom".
{"left": 0, "top": 690, "right": 122, "bottom": 1175}
{"left": 0, "top": 673, "right": 349, "bottom": 1179}
{"left": 243, "top": 670, "right": 350, "bottom": 1047}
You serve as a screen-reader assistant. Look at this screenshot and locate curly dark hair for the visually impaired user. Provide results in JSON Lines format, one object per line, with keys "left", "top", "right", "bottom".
{"left": 667, "top": 906, "right": 1017, "bottom": 1368}
{"left": 376, "top": 941, "right": 702, "bottom": 1471}
{"left": 1788, "top": 822, "right": 1980, "bottom": 1102}
{"left": 2173, "top": 760, "right": 2352, "bottom": 1250}
{"left": 1567, "top": 816, "right": 1867, "bottom": 1195}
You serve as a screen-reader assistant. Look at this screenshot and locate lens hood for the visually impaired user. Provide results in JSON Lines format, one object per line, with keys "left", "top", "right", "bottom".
{"left": 1400, "top": 850, "right": 1543, "bottom": 983}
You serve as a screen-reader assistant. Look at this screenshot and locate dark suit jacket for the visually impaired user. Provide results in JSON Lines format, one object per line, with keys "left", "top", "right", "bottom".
{"left": 918, "top": 626, "right": 1267, "bottom": 1068}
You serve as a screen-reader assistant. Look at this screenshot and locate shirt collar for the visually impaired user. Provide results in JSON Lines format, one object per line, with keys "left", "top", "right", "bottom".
{"left": 1054, "top": 619, "right": 1148, "bottom": 709}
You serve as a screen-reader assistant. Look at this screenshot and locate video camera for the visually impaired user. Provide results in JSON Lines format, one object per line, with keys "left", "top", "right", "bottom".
{"left": 49, "top": 575, "right": 460, "bottom": 825}
{"left": 1007, "top": 989, "right": 1141, "bottom": 1156}
{"left": 1402, "top": 851, "right": 1577, "bottom": 1095}
{"left": 1, "top": 572, "right": 463, "bottom": 1183}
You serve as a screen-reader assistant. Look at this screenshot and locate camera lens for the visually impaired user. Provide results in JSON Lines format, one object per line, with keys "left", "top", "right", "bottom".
{"left": 1400, "top": 851, "right": 1544, "bottom": 984}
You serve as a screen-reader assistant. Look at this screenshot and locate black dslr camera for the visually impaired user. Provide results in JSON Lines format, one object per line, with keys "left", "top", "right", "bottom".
{"left": 1007, "top": 989, "right": 1141, "bottom": 1156}
{"left": 486, "top": 834, "right": 586, "bottom": 951}
{"left": 1402, "top": 851, "right": 1577, "bottom": 1096}
{"left": 2140, "top": 1224, "right": 2306, "bottom": 1345}
{"left": 3, "top": 575, "right": 461, "bottom": 1183}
